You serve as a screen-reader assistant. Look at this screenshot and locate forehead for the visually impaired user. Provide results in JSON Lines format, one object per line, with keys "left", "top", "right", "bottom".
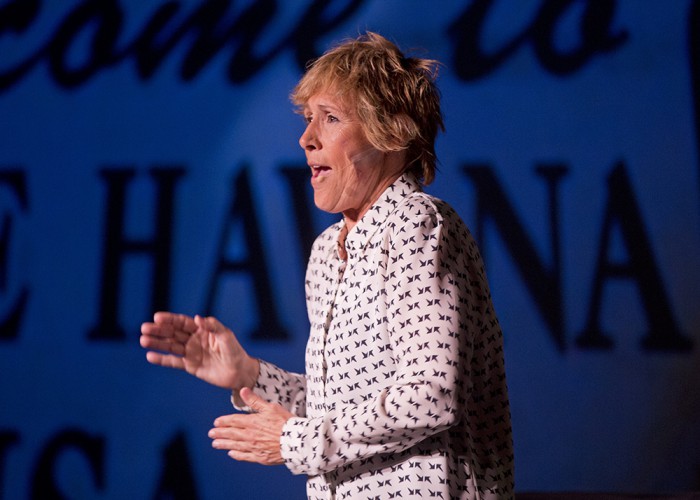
{"left": 303, "top": 87, "right": 356, "bottom": 113}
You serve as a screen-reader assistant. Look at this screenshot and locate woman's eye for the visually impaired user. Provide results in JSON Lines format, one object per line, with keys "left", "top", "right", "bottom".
{"left": 327, "top": 114, "right": 338, "bottom": 123}
{"left": 304, "top": 115, "right": 313, "bottom": 124}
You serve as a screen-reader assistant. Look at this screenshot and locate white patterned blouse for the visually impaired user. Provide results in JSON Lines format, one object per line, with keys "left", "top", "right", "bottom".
{"left": 244, "top": 173, "right": 514, "bottom": 499}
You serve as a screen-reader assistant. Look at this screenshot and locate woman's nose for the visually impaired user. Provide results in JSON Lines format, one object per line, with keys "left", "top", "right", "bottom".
{"left": 299, "top": 123, "right": 319, "bottom": 151}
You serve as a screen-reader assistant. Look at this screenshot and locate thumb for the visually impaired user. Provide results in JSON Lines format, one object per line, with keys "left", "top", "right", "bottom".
{"left": 205, "top": 316, "right": 224, "bottom": 333}
{"left": 194, "top": 315, "right": 226, "bottom": 336}
{"left": 239, "top": 387, "right": 266, "bottom": 413}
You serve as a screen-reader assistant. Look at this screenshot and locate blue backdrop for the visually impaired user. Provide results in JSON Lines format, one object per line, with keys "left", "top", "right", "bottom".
{"left": 1, "top": 0, "right": 699, "bottom": 498}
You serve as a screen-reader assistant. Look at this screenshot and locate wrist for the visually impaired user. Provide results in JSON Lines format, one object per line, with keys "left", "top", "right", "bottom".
{"left": 230, "top": 357, "right": 259, "bottom": 409}
{"left": 232, "top": 356, "right": 260, "bottom": 392}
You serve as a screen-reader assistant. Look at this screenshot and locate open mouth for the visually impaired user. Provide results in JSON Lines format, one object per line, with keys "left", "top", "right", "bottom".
{"left": 311, "top": 165, "right": 331, "bottom": 178}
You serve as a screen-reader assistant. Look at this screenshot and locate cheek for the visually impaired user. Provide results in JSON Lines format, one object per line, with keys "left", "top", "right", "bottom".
{"left": 353, "top": 152, "right": 384, "bottom": 184}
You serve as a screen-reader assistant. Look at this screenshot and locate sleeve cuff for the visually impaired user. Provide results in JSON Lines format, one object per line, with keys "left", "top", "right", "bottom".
{"left": 231, "top": 359, "right": 307, "bottom": 414}
{"left": 281, "top": 416, "right": 322, "bottom": 476}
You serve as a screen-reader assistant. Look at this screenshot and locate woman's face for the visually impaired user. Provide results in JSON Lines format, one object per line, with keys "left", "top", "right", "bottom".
{"left": 299, "top": 91, "right": 403, "bottom": 226}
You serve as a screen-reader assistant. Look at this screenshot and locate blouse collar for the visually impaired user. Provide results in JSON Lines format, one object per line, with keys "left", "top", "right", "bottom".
{"left": 338, "top": 172, "right": 422, "bottom": 261}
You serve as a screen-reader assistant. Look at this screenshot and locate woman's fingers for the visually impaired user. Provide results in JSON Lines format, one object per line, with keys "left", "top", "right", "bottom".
{"left": 145, "top": 350, "right": 186, "bottom": 370}
{"left": 154, "top": 312, "right": 198, "bottom": 333}
{"left": 139, "top": 335, "right": 187, "bottom": 356}
{"left": 141, "top": 315, "right": 196, "bottom": 348}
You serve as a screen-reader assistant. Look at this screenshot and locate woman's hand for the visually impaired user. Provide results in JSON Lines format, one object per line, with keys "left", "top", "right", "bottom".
{"left": 140, "top": 312, "right": 259, "bottom": 392}
{"left": 208, "top": 388, "right": 293, "bottom": 465}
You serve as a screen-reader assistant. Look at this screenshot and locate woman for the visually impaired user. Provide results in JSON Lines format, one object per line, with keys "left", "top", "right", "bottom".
{"left": 140, "top": 32, "right": 514, "bottom": 499}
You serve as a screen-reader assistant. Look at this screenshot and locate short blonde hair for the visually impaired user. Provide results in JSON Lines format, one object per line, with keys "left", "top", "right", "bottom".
{"left": 291, "top": 32, "right": 444, "bottom": 185}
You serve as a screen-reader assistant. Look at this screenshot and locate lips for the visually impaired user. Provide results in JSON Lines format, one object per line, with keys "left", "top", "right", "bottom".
{"left": 311, "top": 165, "right": 331, "bottom": 178}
